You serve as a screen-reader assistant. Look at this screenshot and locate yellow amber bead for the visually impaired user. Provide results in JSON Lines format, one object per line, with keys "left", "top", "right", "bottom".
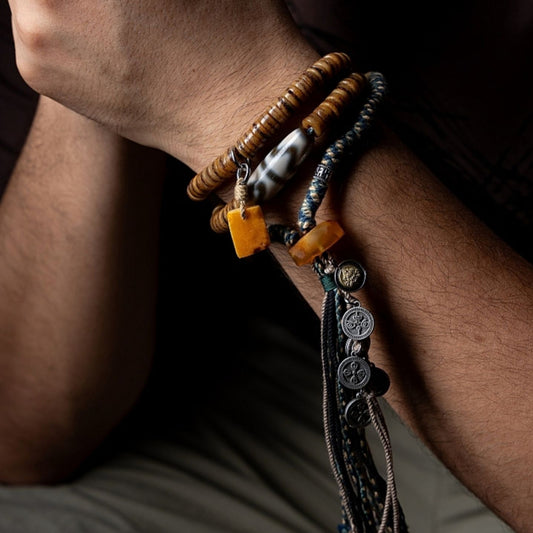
{"left": 227, "top": 205, "right": 271, "bottom": 258}
{"left": 288, "top": 220, "right": 345, "bottom": 266}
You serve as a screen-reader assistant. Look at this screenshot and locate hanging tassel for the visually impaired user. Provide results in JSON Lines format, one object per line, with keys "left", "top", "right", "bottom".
{"left": 268, "top": 71, "right": 408, "bottom": 532}
{"left": 316, "top": 254, "right": 408, "bottom": 533}
{"left": 320, "top": 278, "right": 365, "bottom": 532}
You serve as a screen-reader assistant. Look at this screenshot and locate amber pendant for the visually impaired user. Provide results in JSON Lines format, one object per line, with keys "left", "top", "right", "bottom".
{"left": 288, "top": 220, "right": 345, "bottom": 266}
{"left": 227, "top": 205, "right": 271, "bottom": 258}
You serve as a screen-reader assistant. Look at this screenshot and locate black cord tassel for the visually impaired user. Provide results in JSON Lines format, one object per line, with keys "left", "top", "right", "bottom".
{"left": 321, "top": 285, "right": 365, "bottom": 532}
{"left": 319, "top": 269, "right": 409, "bottom": 533}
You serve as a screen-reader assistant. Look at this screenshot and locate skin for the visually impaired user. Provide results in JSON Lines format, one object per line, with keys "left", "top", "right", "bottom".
{"left": 4, "top": 0, "right": 533, "bottom": 530}
{"left": 0, "top": 96, "right": 166, "bottom": 482}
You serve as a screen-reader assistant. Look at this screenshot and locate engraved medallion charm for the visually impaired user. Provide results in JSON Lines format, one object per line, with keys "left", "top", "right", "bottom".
{"left": 345, "top": 397, "right": 371, "bottom": 428}
{"left": 341, "top": 306, "right": 375, "bottom": 340}
{"left": 334, "top": 260, "right": 366, "bottom": 292}
{"left": 338, "top": 356, "right": 372, "bottom": 390}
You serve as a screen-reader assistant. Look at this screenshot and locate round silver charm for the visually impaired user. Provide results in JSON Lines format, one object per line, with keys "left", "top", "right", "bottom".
{"left": 334, "top": 260, "right": 366, "bottom": 292}
{"left": 341, "top": 306, "right": 375, "bottom": 340}
{"left": 337, "top": 356, "right": 372, "bottom": 390}
{"left": 345, "top": 397, "right": 371, "bottom": 428}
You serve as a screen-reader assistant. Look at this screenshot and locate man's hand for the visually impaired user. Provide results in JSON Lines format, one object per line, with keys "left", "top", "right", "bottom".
{"left": 7, "top": 0, "right": 317, "bottom": 170}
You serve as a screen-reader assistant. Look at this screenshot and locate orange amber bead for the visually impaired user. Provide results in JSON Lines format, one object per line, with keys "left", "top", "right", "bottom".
{"left": 227, "top": 205, "right": 271, "bottom": 258}
{"left": 288, "top": 220, "right": 345, "bottom": 266}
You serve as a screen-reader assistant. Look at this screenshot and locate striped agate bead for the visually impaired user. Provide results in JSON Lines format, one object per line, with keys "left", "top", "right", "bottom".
{"left": 247, "top": 128, "right": 313, "bottom": 203}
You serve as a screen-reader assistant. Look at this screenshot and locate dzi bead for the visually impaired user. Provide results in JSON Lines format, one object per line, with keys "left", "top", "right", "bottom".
{"left": 247, "top": 128, "right": 313, "bottom": 203}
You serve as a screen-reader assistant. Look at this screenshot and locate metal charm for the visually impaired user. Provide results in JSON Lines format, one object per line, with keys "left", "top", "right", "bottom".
{"left": 338, "top": 356, "right": 372, "bottom": 390}
{"left": 334, "top": 260, "right": 367, "bottom": 292}
{"left": 368, "top": 366, "right": 391, "bottom": 397}
{"left": 345, "top": 397, "right": 371, "bottom": 428}
{"left": 341, "top": 306, "right": 375, "bottom": 340}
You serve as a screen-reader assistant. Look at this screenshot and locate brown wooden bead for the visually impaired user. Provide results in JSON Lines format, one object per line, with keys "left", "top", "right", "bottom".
{"left": 307, "top": 52, "right": 351, "bottom": 81}
{"left": 255, "top": 115, "right": 279, "bottom": 138}
{"left": 269, "top": 102, "right": 291, "bottom": 124}
{"left": 284, "top": 83, "right": 309, "bottom": 107}
{"left": 209, "top": 199, "right": 237, "bottom": 233}
{"left": 187, "top": 148, "right": 236, "bottom": 201}
{"left": 302, "top": 73, "right": 367, "bottom": 139}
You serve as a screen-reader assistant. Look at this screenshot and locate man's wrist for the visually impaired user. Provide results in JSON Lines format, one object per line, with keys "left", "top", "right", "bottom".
{"left": 161, "top": 36, "right": 319, "bottom": 172}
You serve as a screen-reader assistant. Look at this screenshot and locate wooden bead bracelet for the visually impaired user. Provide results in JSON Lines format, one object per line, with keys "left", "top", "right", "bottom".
{"left": 186, "top": 51, "right": 352, "bottom": 202}
{"left": 185, "top": 53, "right": 376, "bottom": 263}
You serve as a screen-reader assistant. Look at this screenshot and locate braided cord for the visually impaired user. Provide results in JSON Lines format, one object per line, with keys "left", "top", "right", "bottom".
{"left": 269, "top": 71, "right": 386, "bottom": 245}
{"left": 272, "top": 71, "right": 409, "bottom": 532}
{"left": 299, "top": 72, "right": 386, "bottom": 234}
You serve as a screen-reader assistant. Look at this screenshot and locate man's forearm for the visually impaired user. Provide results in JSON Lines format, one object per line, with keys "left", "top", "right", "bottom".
{"left": 183, "top": 55, "right": 533, "bottom": 530}
{"left": 0, "top": 96, "right": 166, "bottom": 483}
{"left": 264, "top": 129, "right": 533, "bottom": 532}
